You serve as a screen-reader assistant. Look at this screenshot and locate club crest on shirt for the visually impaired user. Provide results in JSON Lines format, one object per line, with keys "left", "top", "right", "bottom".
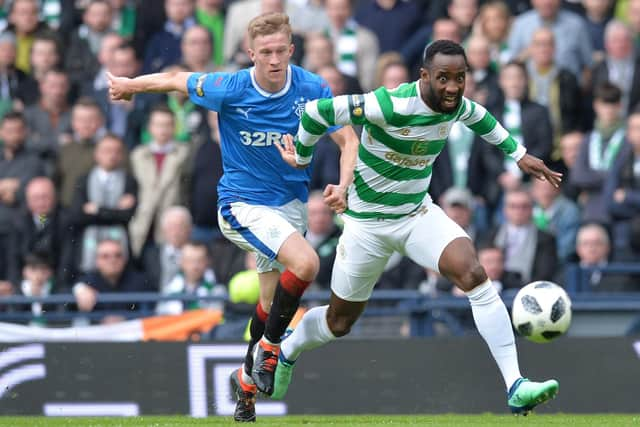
{"left": 195, "top": 74, "right": 207, "bottom": 97}
{"left": 438, "top": 124, "right": 448, "bottom": 138}
{"left": 292, "top": 96, "right": 307, "bottom": 118}
{"left": 400, "top": 128, "right": 410, "bottom": 136}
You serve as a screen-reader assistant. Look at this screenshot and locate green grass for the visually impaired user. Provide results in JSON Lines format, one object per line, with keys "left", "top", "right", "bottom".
{"left": 0, "top": 415, "right": 638, "bottom": 427}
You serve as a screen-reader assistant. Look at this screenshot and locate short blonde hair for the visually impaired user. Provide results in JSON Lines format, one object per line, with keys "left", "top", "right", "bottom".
{"left": 247, "top": 12, "right": 292, "bottom": 44}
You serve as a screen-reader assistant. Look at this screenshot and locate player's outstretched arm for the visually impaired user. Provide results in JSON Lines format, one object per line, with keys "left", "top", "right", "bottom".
{"left": 107, "top": 71, "right": 192, "bottom": 101}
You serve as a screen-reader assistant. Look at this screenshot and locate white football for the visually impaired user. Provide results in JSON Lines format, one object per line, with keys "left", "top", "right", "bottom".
{"left": 511, "top": 281, "right": 572, "bottom": 343}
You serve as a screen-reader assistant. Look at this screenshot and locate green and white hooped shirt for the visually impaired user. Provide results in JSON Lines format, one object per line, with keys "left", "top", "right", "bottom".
{"left": 294, "top": 81, "right": 526, "bottom": 220}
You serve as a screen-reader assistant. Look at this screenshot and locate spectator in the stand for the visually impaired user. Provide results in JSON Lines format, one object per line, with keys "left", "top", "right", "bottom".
{"left": 147, "top": 64, "right": 210, "bottom": 145}
{"left": 473, "top": 1, "right": 512, "bottom": 68}
{"left": 29, "top": 35, "right": 60, "bottom": 82}
{"left": 308, "top": 65, "right": 347, "bottom": 192}
{"left": 132, "top": 0, "right": 166, "bottom": 60}
{"left": 23, "top": 69, "right": 71, "bottom": 170}
{"left": 373, "top": 52, "right": 409, "bottom": 90}
{"left": 95, "top": 42, "right": 157, "bottom": 148}
{"left": 325, "top": 0, "right": 379, "bottom": 91}
{"left": 508, "top": 0, "right": 593, "bottom": 81}
{"left": 526, "top": 28, "right": 583, "bottom": 165}
{"left": 156, "top": 241, "right": 222, "bottom": 315}
{"left": 440, "top": 187, "right": 478, "bottom": 241}
{"left": 109, "top": 0, "right": 137, "bottom": 39}
{"left": 499, "top": 61, "right": 554, "bottom": 165}
{"left": 489, "top": 62, "right": 554, "bottom": 196}
{"left": 530, "top": 178, "right": 581, "bottom": 265}
{"left": 572, "top": 222, "right": 636, "bottom": 291}
{"left": 477, "top": 244, "right": 522, "bottom": 291}
{"left": 484, "top": 187, "right": 558, "bottom": 283}
{"left": 65, "top": 0, "right": 113, "bottom": 87}
{"left": 15, "top": 252, "right": 58, "bottom": 325}
{"left": 20, "top": 34, "right": 61, "bottom": 105}
{"left": 129, "top": 105, "right": 191, "bottom": 258}
{"left": 603, "top": 109, "right": 640, "bottom": 254}
{"left": 302, "top": 32, "right": 361, "bottom": 93}
{"left": 353, "top": 0, "right": 422, "bottom": 54}
{"left": 72, "top": 239, "right": 151, "bottom": 323}
{"left": 142, "top": 0, "right": 195, "bottom": 74}
{"left": 189, "top": 112, "right": 222, "bottom": 244}
{"left": 0, "top": 112, "right": 45, "bottom": 281}
{"left": 194, "top": 0, "right": 224, "bottom": 67}
{"left": 466, "top": 35, "right": 500, "bottom": 110}
{"left": 5, "top": 0, "right": 56, "bottom": 74}
{"left": 305, "top": 191, "right": 341, "bottom": 289}
{"left": 591, "top": 20, "right": 640, "bottom": 115}
{"left": 582, "top": 0, "right": 614, "bottom": 59}
{"left": 557, "top": 130, "right": 584, "bottom": 201}
{"left": 70, "top": 134, "right": 137, "bottom": 274}
{"left": 142, "top": 206, "right": 193, "bottom": 292}
{"left": 432, "top": 18, "right": 462, "bottom": 44}
{"left": 447, "top": 0, "right": 478, "bottom": 42}
{"left": 401, "top": 17, "right": 464, "bottom": 78}
{"left": 0, "top": 33, "right": 31, "bottom": 115}
{"left": 55, "top": 97, "right": 105, "bottom": 208}
{"left": 571, "top": 82, "right": 626, "bottom": 223}
{"left": 181, "top": 25, "right": 216, "bottom": 73}
{"left": 8, "top": 177, "right": 74, "bottom": 289}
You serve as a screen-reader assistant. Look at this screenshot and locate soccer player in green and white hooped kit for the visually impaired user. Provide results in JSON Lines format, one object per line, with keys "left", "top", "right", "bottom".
{"left": 272, "top": 40, "right": 562, "bottom": 414}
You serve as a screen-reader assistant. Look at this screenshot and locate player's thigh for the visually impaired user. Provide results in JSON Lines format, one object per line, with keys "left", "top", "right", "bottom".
{"left": 218, "top": 202, "right": 298, "bottom": 273}
{"left": 331, "top": 218, "right": 394, "bottom": 302}
{"left": 403, "top": 203, "right": 470, "bottom": 273}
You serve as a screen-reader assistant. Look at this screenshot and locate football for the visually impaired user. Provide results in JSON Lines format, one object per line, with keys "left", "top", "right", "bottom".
{"left": 511, "top": 281, "right": 572, "bottom": 343}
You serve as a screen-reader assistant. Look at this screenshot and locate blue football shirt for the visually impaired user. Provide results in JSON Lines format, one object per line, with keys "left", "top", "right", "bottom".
{"left": 186, "top": 65, "right": 335, "bottom": 206}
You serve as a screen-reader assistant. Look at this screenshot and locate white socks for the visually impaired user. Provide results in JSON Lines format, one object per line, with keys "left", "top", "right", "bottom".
{"left": 281, "top": 305, "right": 335, "bottom": 362}
{"left": 466, "top": 280, "right": 522, "bottom": 390}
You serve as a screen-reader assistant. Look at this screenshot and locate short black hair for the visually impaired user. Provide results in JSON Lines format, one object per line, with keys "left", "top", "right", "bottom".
{"left": 422, "top": 39, "right": 469, "bottom": 69}
{"left": 1, "top": 111, "right": 26, "bottom": 125}
{"left": 594, "top": 82, "right": 622, "bottom": 104}
{"left": 23, "top": 252, "right": 53, "bottom": 269}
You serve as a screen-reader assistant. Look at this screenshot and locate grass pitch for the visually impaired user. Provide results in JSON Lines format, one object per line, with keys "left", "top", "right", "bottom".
{"left": 0, "top": 415, "right": 638, "bottom": 427}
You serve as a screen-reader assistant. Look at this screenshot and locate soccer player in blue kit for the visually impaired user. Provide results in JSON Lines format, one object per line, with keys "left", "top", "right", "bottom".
{"left": 108, "top": 12, "right": 359, "bottom": 422}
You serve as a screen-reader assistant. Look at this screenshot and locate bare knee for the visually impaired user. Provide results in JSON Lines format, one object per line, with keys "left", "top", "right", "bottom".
{"left": 452, "top": 261, "right": 488, "bottom": 292}
{"left": 326, "top": 311, "right": 356, "bottom": 337}
{"left": 288, "top": 250, "right": 319, "bottom": 282}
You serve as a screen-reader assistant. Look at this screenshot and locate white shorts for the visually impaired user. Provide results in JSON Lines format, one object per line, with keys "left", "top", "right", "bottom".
{"left": 218, "top": 200, "right": 307, "bottom": 273}
{"left": 332, "top": 201, "right": 469, "bottom": 301}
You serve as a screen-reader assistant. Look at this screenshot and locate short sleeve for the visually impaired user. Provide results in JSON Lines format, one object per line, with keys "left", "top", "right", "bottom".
{"left": 187, "top": 72, "right": 231, "bottom": 112}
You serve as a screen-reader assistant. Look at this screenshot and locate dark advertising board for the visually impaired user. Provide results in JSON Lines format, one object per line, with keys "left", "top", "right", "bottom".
{"left": 1, "top": 338, "right": 639, "bottom": 416}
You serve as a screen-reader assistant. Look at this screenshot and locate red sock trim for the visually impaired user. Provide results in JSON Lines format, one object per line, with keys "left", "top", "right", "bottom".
{"left": 280, "top": 269, "right": 310, "bottom": 298}
{"left": 256, "top": 303, "right": 268, "bottom": 322}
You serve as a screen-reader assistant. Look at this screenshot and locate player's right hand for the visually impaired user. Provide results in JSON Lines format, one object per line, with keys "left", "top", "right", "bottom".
{"left": 107, "top": 72, "right": 133, "bottom": 101}
{"left": 275, "top": 134, "right": 306, "bottom": 169}
{"left": 323, "top": 184, "right": 347, "bottom": 214}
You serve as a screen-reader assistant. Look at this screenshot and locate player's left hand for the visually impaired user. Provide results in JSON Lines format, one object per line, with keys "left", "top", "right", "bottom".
{"left": 324, "top": 184, "right": 347, "bottom": 214}
{"left": 275, "top": 134, "right": 306, "bottom": 169}
{"left": 107, "top": 72, "right": 133, "bottom": 101}
{"left": 517, "top": 154, "right": 563, "bottom": 188}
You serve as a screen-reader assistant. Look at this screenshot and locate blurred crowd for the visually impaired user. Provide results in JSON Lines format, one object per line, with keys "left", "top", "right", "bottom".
{"left": 1, "top": 0, "right": 640, "bottom": 326}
